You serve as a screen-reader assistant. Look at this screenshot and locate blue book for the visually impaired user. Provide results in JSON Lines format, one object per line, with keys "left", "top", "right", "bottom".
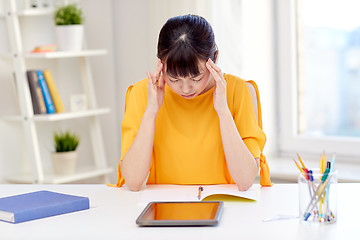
{"left": 37, "top": 70, "right": 56, "bottom": 114}
{"left": 0, "top": 190, "right": 89, "bottom": 223}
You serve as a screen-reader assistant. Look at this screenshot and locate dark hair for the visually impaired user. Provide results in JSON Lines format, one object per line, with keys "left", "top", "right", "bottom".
{"left": 157, "top": 14, "right": 217, "bottom": 78}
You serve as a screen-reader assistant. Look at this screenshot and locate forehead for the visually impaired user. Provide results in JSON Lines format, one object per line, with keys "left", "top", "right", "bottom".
{"left": 163, "top": 59, "right": 207, "bottom": 75}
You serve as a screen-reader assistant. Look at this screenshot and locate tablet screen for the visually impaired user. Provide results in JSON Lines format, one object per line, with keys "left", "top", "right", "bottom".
{"left": 136, "top": 201, "right": 223, "bottom": 226}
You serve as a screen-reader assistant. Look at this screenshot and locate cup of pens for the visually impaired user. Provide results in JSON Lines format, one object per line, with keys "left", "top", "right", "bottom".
{"left": 298, "top": 168, "right": 338, "bottom": 224}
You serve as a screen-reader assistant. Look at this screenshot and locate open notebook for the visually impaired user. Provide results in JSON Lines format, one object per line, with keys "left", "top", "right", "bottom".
{"left": 138, "top": 184, "right": 258, "bottom": 206}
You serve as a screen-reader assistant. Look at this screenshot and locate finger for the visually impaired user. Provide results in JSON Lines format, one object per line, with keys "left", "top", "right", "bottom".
{"left": 152, "top": 59, "right": 163, "bottom": 84}
{"left": 147, "top": 71, "right": 152, "bottom": 80}
{"left": 158, "top": 72, "right": 165, "bottom": 89}
{"left": 146, "top": 71, "right": 154, "bottom": 86}
{"left": 207, "top": 58, "right": 222, "bottom": 75}
{"left": 155, "top": 58, "right": 163, "bottom": 73}
{"left": 206, "top": 61, "right": 221, "bottom": 82}
{"left": 207, "top": 58, "right": 219, "bottom": 70}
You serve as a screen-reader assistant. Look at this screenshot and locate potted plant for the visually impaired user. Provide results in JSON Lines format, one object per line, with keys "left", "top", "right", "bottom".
{"left": 54, "top": 3, "right": 84, "bottom": 51}
{"left": 51, "top": 131, "right": 80, "bottom": 175}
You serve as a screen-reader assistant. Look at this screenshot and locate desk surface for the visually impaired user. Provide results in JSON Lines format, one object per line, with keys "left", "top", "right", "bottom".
{"left": 0, "top": 184, "right": 359, "bottom": 240}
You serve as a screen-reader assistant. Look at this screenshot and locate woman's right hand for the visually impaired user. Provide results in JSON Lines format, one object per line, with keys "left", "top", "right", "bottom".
{"left": 146, "top": 59, "right": 165, "bottom": 116}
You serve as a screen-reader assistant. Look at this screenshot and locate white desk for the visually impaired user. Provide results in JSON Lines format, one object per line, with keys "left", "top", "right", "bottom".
{"left": 0, "top": 184, "right": 359, "bottom": 240}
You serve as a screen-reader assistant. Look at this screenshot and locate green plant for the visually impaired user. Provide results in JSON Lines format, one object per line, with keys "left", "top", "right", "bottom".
{"left": 54, "top": 4, "right": 84, "bottom": 25}
{"left": 54, "top": 131, "right": 79, "bottom": 152}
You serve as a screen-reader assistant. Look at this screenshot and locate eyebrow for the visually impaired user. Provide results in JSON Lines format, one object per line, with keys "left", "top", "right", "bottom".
{"left": 167, "top": 72, "right": 204, "bottom": 79}
{"left": 192, "top": 72, "right": 205, "bottom": 78}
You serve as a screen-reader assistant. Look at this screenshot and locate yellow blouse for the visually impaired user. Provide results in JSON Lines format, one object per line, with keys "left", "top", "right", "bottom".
{"left": 115, "top": 74, "right": 272, "bottom": 186}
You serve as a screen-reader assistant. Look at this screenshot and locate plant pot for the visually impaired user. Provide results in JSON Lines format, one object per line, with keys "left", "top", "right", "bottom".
{"left": 55, "top": 25, "right": 84, "bottom": 51}
{"left": 51, "top": 151, "right": 77, "bottom": 175}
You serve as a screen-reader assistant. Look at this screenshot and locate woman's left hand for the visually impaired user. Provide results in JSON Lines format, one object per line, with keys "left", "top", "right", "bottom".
{"left": 206, "top": 58, "right": 229, "bottom": 115}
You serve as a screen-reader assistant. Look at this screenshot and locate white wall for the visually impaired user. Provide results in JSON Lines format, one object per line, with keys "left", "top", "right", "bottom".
{"left": 81, "top": 0, "right": 119, "bottom": 183}
{"left": 113, "top": 0, "right": 151, "bottom": 126}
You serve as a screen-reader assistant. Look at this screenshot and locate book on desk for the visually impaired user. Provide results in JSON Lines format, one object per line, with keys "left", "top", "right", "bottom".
{"left": 0, "top": 190, "right": 89, "bottom": 224}
{"left": 139, "top": 184, "right": 257, "bottom": 205}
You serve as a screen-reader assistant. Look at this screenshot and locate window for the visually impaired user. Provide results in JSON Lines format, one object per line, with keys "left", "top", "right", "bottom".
{"left": 297, "top": 0, "right": 360, "bottom": 138}
{"left": 277, "top": 0, "right": 360, "bottom": 159}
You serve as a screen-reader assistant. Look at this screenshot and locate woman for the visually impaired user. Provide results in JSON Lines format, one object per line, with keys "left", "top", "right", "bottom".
{"left": 116, "top": 14, "right": 271, "bottom": 191}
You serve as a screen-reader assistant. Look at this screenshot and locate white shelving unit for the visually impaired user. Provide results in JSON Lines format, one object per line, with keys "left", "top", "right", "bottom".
{"left": 2, "top": 0, "right": 113, "bottom": 184}
{"left": 24, "top": 49, "right": 108, "bottom": 59}
{"left": 3, "top": 108, "right": 110, "bottom": 121}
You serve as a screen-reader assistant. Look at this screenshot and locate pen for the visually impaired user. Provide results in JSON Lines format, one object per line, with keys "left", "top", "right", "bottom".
{"left": 198, "top": 186, "right": 203, "bottom": 200}
{"left": 303, "top": 168, "right": 313, "bottom": 197}
{"left": 294, "top": 156, "right": 314, "bottom": 203}
{"left": 308, "top": 170, "right": 319, "bottom": 211}
{"left": 303, "top": 167, "right": 331, "bottom": 220}
{"left": 304, "top": 173, "right": 333, "bottom": 220}
{"left": 294, "top": 155, "right": 313, "bottom": 197}
{"left": 320, "top": 151, "right": 326, "bottom": 174}
{"left": 330, "top": 153, "right": 336, "bottom": 173}
{"left": 308, "top": 170, "right": 316, "bottom": 197}
{"left": 324, "top": 153, "right": 336, "bottom": 218}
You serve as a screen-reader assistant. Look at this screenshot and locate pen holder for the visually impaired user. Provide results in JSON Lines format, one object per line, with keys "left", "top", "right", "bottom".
{"left": 298, "top": 169, "right": 338, "bottom": 224}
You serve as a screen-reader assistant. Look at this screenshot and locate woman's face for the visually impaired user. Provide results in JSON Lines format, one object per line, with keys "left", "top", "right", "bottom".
{"left": 162, "top": 60, "right": 215, "bottom": 99}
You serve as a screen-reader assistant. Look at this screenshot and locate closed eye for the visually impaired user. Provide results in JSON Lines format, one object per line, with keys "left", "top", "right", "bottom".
{"left": 191, "top": 72, "right": 205, "bottom": 82}
{"left": 167, "top": 72, "right": 203, "bottom": 82}
{"left": 191, "top": 77, "right": 202, "bottom": 82}
{"left": 168, "top": 77, "right": 179, "bottom": 83}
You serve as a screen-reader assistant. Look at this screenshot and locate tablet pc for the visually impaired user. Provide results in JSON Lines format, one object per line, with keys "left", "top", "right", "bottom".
{"left": 136, "top": 201, "right": 223, "bottom": 226}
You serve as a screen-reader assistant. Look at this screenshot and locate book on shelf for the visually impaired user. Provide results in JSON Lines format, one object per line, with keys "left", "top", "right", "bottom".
{"left": 27, "top": 70, "right": 47, "bottom": 114}
{"left": 36, "top": 70, "right": 56, "bottom": 114}
{"left": 31, "top": 44, "right": 56, "bottom": 53}
{"left": 0, "top": 190, "right": 90, "bottom": 224}
{"left": 43, "top": 69, "right": 65, "bottom": 113}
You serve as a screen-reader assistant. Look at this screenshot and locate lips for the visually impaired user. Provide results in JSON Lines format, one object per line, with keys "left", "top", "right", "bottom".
{"left": 181, "top": 93, "right": 196, "bottom": 98}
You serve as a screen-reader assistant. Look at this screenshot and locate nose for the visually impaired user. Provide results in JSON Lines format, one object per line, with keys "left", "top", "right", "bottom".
{"left": 181, "top": 81, "right": 192, "bottom": 94}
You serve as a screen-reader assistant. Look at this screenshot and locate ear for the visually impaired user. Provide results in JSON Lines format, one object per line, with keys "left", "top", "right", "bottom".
{"left": 213, "top": 50, "right": 219, "bottom": 63}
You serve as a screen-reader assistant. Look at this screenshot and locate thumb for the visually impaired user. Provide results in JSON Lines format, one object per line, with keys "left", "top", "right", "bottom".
{"left": 146, "top": 71, "right": 152, "bottom": 84}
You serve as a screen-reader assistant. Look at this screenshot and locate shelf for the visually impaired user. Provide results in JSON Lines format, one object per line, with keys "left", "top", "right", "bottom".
{"left": 17, "top": 8, "right": 54, "bottom": 16}
{"left": 1, "top": 50, "right": 108, "bottom": 59}
{"left": 6, "top": 167, "right": 114, "bottom": 184}
{"left": 0, "top": 8, "right": 53, "bottom": 18}
{"left": 34, "top": 108, "right": 111, "bottom": 121}
{"left": 24, "top": 49, "right": 108, "bottom": 59}
{"left": 2, "top": 108, "right": 111, "bottom": 122}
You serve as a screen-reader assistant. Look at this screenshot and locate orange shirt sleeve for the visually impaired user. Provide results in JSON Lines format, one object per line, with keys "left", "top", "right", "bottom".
{"left": 228, "top": 76, "right": 266, "bottom": 159}
{"left": 115, "top": 80, "right": 148, "bottom": 187}
{"left": 120, "top": 80, "right": 148, "bottom": 161}
{"left": 225, "top": 75, "right": 272, "bottom": 186}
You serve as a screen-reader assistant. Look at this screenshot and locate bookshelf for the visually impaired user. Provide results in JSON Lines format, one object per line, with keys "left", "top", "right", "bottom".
{"left": 3, "top": 108, "right": 111, "bottom": 122}
{"left": 24, "top": 49, "right": 108, "bottom": 59}
{"left": 1, "top": 0, "right": 113, "bottom": 184}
